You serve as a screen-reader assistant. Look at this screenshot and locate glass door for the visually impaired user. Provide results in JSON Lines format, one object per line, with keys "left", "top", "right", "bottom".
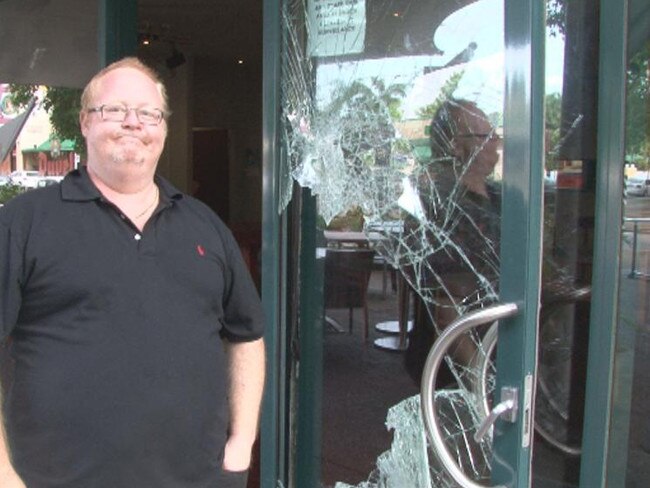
{"left": 277, "top": 0, "right": 535, "bottom": 486}
{"left": 269, "top": 0, "right": 622, "bottom": 487}
{"left": 604, "top": 0, "right": 650, "bottom": 485}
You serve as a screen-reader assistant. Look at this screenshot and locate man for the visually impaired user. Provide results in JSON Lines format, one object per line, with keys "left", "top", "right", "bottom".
{"left": 0, "top": 57, "right": 265, "bottom": 488}
{"left": 405, "top": 99, "right": 501, "bottom": 386}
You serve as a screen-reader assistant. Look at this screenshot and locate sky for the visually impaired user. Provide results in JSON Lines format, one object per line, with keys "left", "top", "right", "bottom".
{"left": 314, "top": 0, "right": 565, "bottom": 119}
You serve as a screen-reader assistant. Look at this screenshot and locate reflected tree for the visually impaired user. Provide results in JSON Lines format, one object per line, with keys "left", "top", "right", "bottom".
{"left": 325, "top": 77, "right": 407, "bottom": 121}
{"left": 0, "top": 184, "right": 25, "bottom": 204}
{"left": 323, "top": 77, "right": 407, "bottom": 168}
{"left": 626, "top": 45, "right": 650, "bottom": 168}
{"left": 547, "top": 0, "right": 567, "bottom": 37}
{"left": 416, "top": 72, "right": 464, "bottom": 120}
{"left": 545, "top": 92, "right": 563, "bottom": 168}
{"left": 9, "top": 84, "right": 84, "bottom": 153}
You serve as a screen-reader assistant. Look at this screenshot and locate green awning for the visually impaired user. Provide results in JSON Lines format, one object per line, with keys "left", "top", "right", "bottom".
{"left": 410, "top": 139, "right": 431, "bottom": 163}
{"left": 23, "top": 138, "right": 76, "bottom": 153}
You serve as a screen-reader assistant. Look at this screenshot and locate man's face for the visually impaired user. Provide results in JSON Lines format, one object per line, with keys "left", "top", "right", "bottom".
{"left": 80, "top": 67, "right": 167, "bottom": 183}
{"left": 453, "top": 111, "right": 500, "bottom": 177}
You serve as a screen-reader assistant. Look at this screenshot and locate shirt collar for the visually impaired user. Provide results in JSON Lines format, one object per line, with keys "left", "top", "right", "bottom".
{"left": 60, "top": 166, "right": 184, "bottom": 203}
{"left": 155, "top": 173, "right": 184, "bottom": 204}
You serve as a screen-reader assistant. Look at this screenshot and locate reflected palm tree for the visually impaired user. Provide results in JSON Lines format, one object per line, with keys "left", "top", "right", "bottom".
{"left": 322, "top": 77, "right": 407, "bottom": 168}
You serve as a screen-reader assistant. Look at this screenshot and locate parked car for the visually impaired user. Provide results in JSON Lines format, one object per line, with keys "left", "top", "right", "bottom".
{"left": 625, "top": 176, "right": 650, "bottom": 196}
{"left": 9, "top": 170, "right": 41, "bottom": 188}
{"left": 37, "top": 177, "right": 63, "bottom": 187}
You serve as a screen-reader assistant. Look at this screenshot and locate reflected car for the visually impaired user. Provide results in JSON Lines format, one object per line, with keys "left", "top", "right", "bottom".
{"left": 37, "top": 177, "right": 64, "bottom": 187}
{"left": 9, "top": 170, "right": 41, "bottom": 188}
{"left": 625, "top": 176, "right": 650, "bottom": 196}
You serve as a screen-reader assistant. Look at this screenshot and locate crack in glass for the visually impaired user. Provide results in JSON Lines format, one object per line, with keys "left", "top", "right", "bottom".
{"left": 280, "top": 1, "right": 584, "bottom": 485}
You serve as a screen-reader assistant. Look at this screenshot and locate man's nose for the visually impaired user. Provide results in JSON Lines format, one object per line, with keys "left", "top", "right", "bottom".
{"left": 122, "top": 108, "right": 142, "bottom": 126}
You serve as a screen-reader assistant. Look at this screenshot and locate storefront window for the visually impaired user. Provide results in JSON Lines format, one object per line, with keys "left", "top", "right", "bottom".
{"left": 608, "top": 0, "right": 650, "bottom": 484}
{"left": 281, "top": 0, "right": 509, "bottom": 485}
{"left": 280, "top": 0, "right": 608, "bottom": 486}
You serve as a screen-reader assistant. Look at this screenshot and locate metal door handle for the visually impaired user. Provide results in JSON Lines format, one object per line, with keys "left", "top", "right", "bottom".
{"left": 420, "top": 302, "right": 519, "bottom": 488}
{"left": 474, "top": 387, "right": 518, "bottom": 442}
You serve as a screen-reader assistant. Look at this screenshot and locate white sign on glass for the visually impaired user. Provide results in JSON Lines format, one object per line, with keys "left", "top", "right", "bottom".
{"left": 307, "top": 0, "right": 366, "bottom": 58}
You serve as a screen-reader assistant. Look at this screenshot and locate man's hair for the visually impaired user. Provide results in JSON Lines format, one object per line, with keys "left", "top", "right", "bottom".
{"left": 80, "top": 57, "right": 169, "bottom": 114}
{"left": 429, "top": 99, "right": 484, "bottom": 160}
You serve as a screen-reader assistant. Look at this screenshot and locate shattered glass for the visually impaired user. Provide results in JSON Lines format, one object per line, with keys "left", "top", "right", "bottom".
{"left": 282, "top": 0, "right": 506, "bottom": 484}
{"left": 334, "top": 393, "right": 494, "bottom": 488}
{"left": 281, "top": 0, "right": 588, "bottom": 486}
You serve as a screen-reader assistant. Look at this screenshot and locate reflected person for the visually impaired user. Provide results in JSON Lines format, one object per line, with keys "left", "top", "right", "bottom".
{"left": 405, "top": 99, "right": 501, "bottom": 385}
{"left": 0, "top": 57, "right": 265, "bottom": 488}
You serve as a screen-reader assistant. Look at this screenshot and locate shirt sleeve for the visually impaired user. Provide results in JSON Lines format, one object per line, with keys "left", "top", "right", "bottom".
{"left": 219, "top": 226, "right": 265, "bottom": 342}
{"left": 0, "top": 220, "right": 23, "bottom": 340}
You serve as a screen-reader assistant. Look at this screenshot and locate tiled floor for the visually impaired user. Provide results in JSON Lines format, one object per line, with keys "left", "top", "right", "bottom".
{"left": 322, "top": 270, "right": 419, "bottom": 486}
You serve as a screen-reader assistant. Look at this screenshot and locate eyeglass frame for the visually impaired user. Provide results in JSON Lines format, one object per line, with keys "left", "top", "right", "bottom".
{"left": 86, "top": 104, "right": 167, "bottom": 126}
{"left": 455, "top": 131, "right": 500, "bottom": 140}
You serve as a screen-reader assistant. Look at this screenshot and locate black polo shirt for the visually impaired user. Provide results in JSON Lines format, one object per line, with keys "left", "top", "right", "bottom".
{"left": 0, "top": 167, "right": 264, "bottom": 488}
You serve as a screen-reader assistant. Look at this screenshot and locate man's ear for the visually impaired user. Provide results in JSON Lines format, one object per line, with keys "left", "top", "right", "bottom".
{"left": 79, "top": 111, "right": 89, "bottom": 137}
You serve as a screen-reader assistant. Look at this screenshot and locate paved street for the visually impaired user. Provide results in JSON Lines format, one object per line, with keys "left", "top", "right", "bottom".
{"left": 616, "top": 195, "right": 650, "bottom": 487}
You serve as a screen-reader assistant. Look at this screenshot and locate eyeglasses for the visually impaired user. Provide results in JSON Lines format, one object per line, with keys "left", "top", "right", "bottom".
{"left": 87, "top": 104, "right": 166, "bottom": 125}
{"left": 456, "top": 132, "right": 500, "bottom": 140}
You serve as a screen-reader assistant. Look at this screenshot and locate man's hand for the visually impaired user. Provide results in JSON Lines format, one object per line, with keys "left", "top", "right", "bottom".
{"left": 1, "top": 414, "right": 26, "bottom": 488}
{"left": 222, "top": 435, "right": 253, "bottom": 472}
{"left": 0, "top": 467, "right": 26, "bottom": 488}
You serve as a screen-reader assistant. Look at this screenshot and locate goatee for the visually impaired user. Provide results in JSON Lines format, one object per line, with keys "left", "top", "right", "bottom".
{"left": 111, "top": 150, "right": 146, "bottom": 166}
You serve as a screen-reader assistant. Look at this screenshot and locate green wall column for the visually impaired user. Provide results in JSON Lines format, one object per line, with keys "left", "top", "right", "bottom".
{"left": 98, "top": 0, "right": 137, "bottom": 67}
{"left": 261, "top": 0, "right": 287, "bottom": 486}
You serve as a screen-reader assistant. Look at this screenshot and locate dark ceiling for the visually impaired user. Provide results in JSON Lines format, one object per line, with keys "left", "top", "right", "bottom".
{"left": 138, "top": 0, "right": 263, "bottom": 66}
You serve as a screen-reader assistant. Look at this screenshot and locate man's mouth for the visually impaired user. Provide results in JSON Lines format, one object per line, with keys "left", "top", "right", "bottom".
{"left": 116, "top": 134, "right": 145, "bottom": 144}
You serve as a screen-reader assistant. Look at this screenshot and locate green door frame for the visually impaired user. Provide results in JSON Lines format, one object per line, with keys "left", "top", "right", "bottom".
{"left": 261, "top": 0, "right": 289, "bottom": 486}
{"left": 492, "top": 0, "right": 545, "bottom": 484}
{"left": 294, "top": 189, "right": 325, "bottom": 488}
{"left": 98, "top": 0, "right": 137, "bottom": 66}
{"left": 581, "top": 0, "right": 628, "bottom": 486}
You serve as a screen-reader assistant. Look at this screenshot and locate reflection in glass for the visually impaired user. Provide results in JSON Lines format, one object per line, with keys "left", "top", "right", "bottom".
{"left": 281, "top": 0, "right": 620, "bottom": 486}
{"left": 533, "top": 0, "right": 602, "bottom": 485}
{"left": 0, "top": 0, "right": 98, "bottom": 88}
{"left": 0, "top": 84, "right": 82, "bottom": 204}
{"left": 0, "top": 0, "right": 93, "bottom": 200}
{"left": 609, "top": 0, "right": 650, "bottom": 484}
{"left": 283, "top": 0, "right": 511, "bottom": 486}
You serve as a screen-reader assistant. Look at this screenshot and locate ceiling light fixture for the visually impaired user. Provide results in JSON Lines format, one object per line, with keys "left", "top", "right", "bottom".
{"left": 138, "top": 33, "right": 158, "bottom": 46}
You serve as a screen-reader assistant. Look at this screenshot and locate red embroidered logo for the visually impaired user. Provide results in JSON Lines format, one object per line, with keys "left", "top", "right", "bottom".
{"left": 197, "top": 244, "right": 206, "bottom": 256}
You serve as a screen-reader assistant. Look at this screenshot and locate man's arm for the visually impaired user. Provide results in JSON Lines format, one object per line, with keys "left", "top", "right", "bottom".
{"left": 222, "top": 338, "right": 265, "bottom": 472}
{"left": 0, "top": 393, "right": 26, "bottom": 488}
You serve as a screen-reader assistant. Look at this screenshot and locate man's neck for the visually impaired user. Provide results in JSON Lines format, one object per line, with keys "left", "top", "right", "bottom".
{"left": 86, "top": 163, "right": 155, "bottom": 196}
{"left": 86, "top": 165, "right": 159, "bottom": 230}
